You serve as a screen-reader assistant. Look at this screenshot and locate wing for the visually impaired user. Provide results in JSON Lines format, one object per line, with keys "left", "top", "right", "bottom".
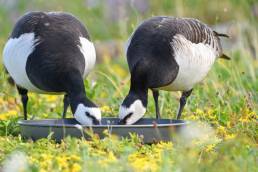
{"left": 158, "top": 17, "right": 224, "bottom": 57}
{"left": 181, "top": 18, "right": 232, "bottom": 59}
{"left": 130, "top": 55, "right": 179, "bottom": 90}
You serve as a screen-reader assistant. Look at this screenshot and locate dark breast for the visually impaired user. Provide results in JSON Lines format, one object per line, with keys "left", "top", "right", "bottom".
{"left": 11, "top": 12, "right": 90, "bottom": 92}
{"left": 127, "top": 17, "right": 222, "bottom": 72}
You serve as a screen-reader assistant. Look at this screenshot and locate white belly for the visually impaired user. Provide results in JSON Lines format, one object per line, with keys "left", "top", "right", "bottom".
{"left": 78, "top": 37, "right": 96, "bottom": 78}
{"left": 3, "top": 33, "right": 43, "bottom": 92}
{"left": 159, "top": 34, "right": 217, "bottom": 91}
{"left": 3, "top": 34, "right": 96, "bottom": 93}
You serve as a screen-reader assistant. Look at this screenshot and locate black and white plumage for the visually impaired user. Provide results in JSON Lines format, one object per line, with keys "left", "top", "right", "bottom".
{"left": 3, "top": 12, "right": 101, "bottom": 125}
{"left": 119, "top": 16, "right": 230, "bottom": 125}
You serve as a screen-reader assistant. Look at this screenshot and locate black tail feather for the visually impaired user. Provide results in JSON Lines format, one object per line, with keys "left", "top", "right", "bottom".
{"left": 219, "top": 54, "right": 231, "bottom": 60}
{"left": 213, "top": 31, "right": 230, "bottom": 38}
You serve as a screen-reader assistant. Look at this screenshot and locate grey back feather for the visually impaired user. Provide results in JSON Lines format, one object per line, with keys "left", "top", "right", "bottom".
{"left": 159, "top": 17, "right": 223, "bottom": 56}
{"left": 177, "top": 18, "right": 223, "bottom": 55}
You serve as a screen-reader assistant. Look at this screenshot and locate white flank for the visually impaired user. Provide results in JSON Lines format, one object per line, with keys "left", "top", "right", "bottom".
{"left": 74, "top": 103, "right": 101, "bottom": 125}
{"left": 78, "top": 37, "right": 96, "bottom": 78}
{"left": 160, "top": 34, "right": 217, "bottom": 91}
{"left": 119, "top": 99, "right": 146, "bottom": 125}
{"left": 3, "top": 33, "right": 42, "bottom": 92}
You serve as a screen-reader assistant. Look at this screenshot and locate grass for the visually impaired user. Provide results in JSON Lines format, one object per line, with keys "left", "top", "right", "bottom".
{"left": 0, "top": 0, "right": 257, "bottom": 172}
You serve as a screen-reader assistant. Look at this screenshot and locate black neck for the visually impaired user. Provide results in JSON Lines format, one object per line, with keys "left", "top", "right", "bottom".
{"left": 129, "top": 74, "right": 148, "bottom": 107}
{"left": 69, "top": 92, "right": 96, "bottom": 113}
{"left": 64, "top": 70, "right": 96, "bottom": 113}
{"left": 131, "top": 89, "right": 148, "bottom": 107}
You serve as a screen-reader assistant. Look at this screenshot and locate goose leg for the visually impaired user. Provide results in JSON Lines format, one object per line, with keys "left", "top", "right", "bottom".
{"left": 152, "top": 90, "right": 161, "bottom": 119}
{"left": 176, "top": 89, "right": 193, "bottom": 120}
{"left": 17, "top": 87, "right": 28, "bottom": 120}
{"left": 62, "top": 94, "right": 70, "bottom": 118}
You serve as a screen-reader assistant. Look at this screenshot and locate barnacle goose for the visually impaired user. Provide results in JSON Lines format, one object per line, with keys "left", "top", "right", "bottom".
{"left": 3, "top": 12, "right": 101, "bottom": 125}
{"left": 119, "top": 16, "right": 230, "bottom": 125}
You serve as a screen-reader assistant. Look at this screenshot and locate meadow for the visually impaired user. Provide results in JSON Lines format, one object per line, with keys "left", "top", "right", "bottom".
{"left": 0, "top": 0, "right": 257, "bottom": 171}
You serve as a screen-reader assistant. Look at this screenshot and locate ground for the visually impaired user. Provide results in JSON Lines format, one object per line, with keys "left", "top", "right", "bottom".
{"left": 0, "top": 0, "right": 257, "bottom": 172}
{"left": 0, "top": 56, "right": 257, "bottom": 172}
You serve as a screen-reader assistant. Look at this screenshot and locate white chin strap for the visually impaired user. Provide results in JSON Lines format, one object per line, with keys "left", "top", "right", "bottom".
{"left": 126, "top": 112, "right": 145, "bottom": 125}
{"left": 119, "top": 100, "right": 146, "bottom": 125}
{"left": 74, "top": 104, "right": 101, "bottom": 125}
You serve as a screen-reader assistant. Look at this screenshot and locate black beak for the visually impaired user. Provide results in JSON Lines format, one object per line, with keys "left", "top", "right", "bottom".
{"left": 93, "top": 119, "right": 100, "bottom": 125}
{"left": 118, "top": 112, "right": 133, "bottom": 125}
{"left": 85, "top": 112, "right": 101, "bottom": 125}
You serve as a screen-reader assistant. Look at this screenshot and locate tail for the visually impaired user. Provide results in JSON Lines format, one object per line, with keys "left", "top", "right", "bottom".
{"left": 213, "top": 31, "right": 231, "bottom": 60}
{"left": 219, "top": 54, "right": 231, "bottom": 60}
{"left": 213, "top": 31, "right": 230, "bottom": 38}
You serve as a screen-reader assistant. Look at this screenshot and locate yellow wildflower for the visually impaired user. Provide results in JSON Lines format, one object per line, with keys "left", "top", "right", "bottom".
{"left": 41, "top": 153, "right": 53, "bottom": 160}
{"left": 103, "top": 53, "right": 111, "bottom": 64}
{"left": 71, "top": 163, "right": 81, "bottom": 172}
{"left": 239, "top": 110, "right": 256, "bottom": 123}
{"left": 225, "top": 133, "right": 236, "bottom": 140}
{"left": 128, "top": 152, "right": 159, "bottom": 172}
{"left": 195, "top": 108, "right": 204, "bottom": 116}
{"left": 0, "top": 114, "right": 7, "bottom": 120}
{"left": 71, "top": 155, "right": 81, "bottom": 161}
{"left": 111, "top": 64, "right": 127, "bottom": 78}
{"left": 226, "top": 121, "right": 232, "bottom": 128}
{"left": 239, "top": 117, "right": 249, "bottom": 123}
{"left": 0, "top": 110, "right": 18, "bottom": 120}
{"left": 56, "top": 156, "right": 68, "bottom": 169}
{"left": 205, "top": 144, "right": 216, "bottom": 152}
{"left": 98, "top": 151, "right": 117, "bottom": 167}
{"left": 42, "top": 113, "right": 48, "bottom": 118}
{"left": 91, "top": 149, "right": 107, "bottom": 157}
{"left": 45, "top": 95, "right": 58, "bottom": 103}
{"left": 7, "top": 97, "right": 15, "bottom": 104}
{"left": 7, "top": 110, "right": 17, "bottom": 115}
{"left": 187, "top": 114, "right": 197, "bottom": 120}
{"left": 191, "top": 139, "right": 202, "bottom": 146}
{"left": 39, "top": 169, "right": 47, "bottom": 172}
{"left": 37, "top": 153, "right": 53, "bottom": 170}
{"left": 101, "top": 105, "right": 112, "bottom": 113}
{"left": 99, "top": 91, "right": 108, "bottom": 98}
{"left": 207, "top": 108, "right": 214, "bottom": 116}
{"left": 0, "top": 97, "right": 5, "bottom": 105}
{"left": 239, "top": 107, "right": 257, "bottom": 123}
{"left": 154, "top": 142, "right": 173, "bottom": 152}
{"left": 217, "top": 126, "right": 227, "bottom": 136}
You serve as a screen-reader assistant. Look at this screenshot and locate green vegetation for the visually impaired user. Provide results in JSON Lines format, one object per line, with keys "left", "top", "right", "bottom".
{"left": 0, "top": 0, "right": 257, "bottom": 171}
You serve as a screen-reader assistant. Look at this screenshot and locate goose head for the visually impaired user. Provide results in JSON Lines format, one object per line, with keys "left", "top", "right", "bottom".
{"left": 74, "top": 103, "right": 101, "bottom": 125}
{"left": 119, "top": 92, "right": 147, "bottom": 125}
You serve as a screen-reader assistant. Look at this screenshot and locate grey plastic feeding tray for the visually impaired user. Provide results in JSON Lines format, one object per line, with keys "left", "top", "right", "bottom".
{"left": 18, "top": 118, "right": 189, "bottom": 143}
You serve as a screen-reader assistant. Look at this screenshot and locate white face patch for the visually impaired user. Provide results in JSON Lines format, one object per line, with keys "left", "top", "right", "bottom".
{"left": 3, "top": 33, "right": 43, "bottom": 92}
{"left": 78, "top": 37, "right": 96, "bottom": 78}
{"left": 119, "top": 100, "right": 146, "bottom": 125}
{"left": 159, "top": 34, "right": 217, "bottom": 91}
{"left": 74, "top": 103, "right": 101, "bottom": 125}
